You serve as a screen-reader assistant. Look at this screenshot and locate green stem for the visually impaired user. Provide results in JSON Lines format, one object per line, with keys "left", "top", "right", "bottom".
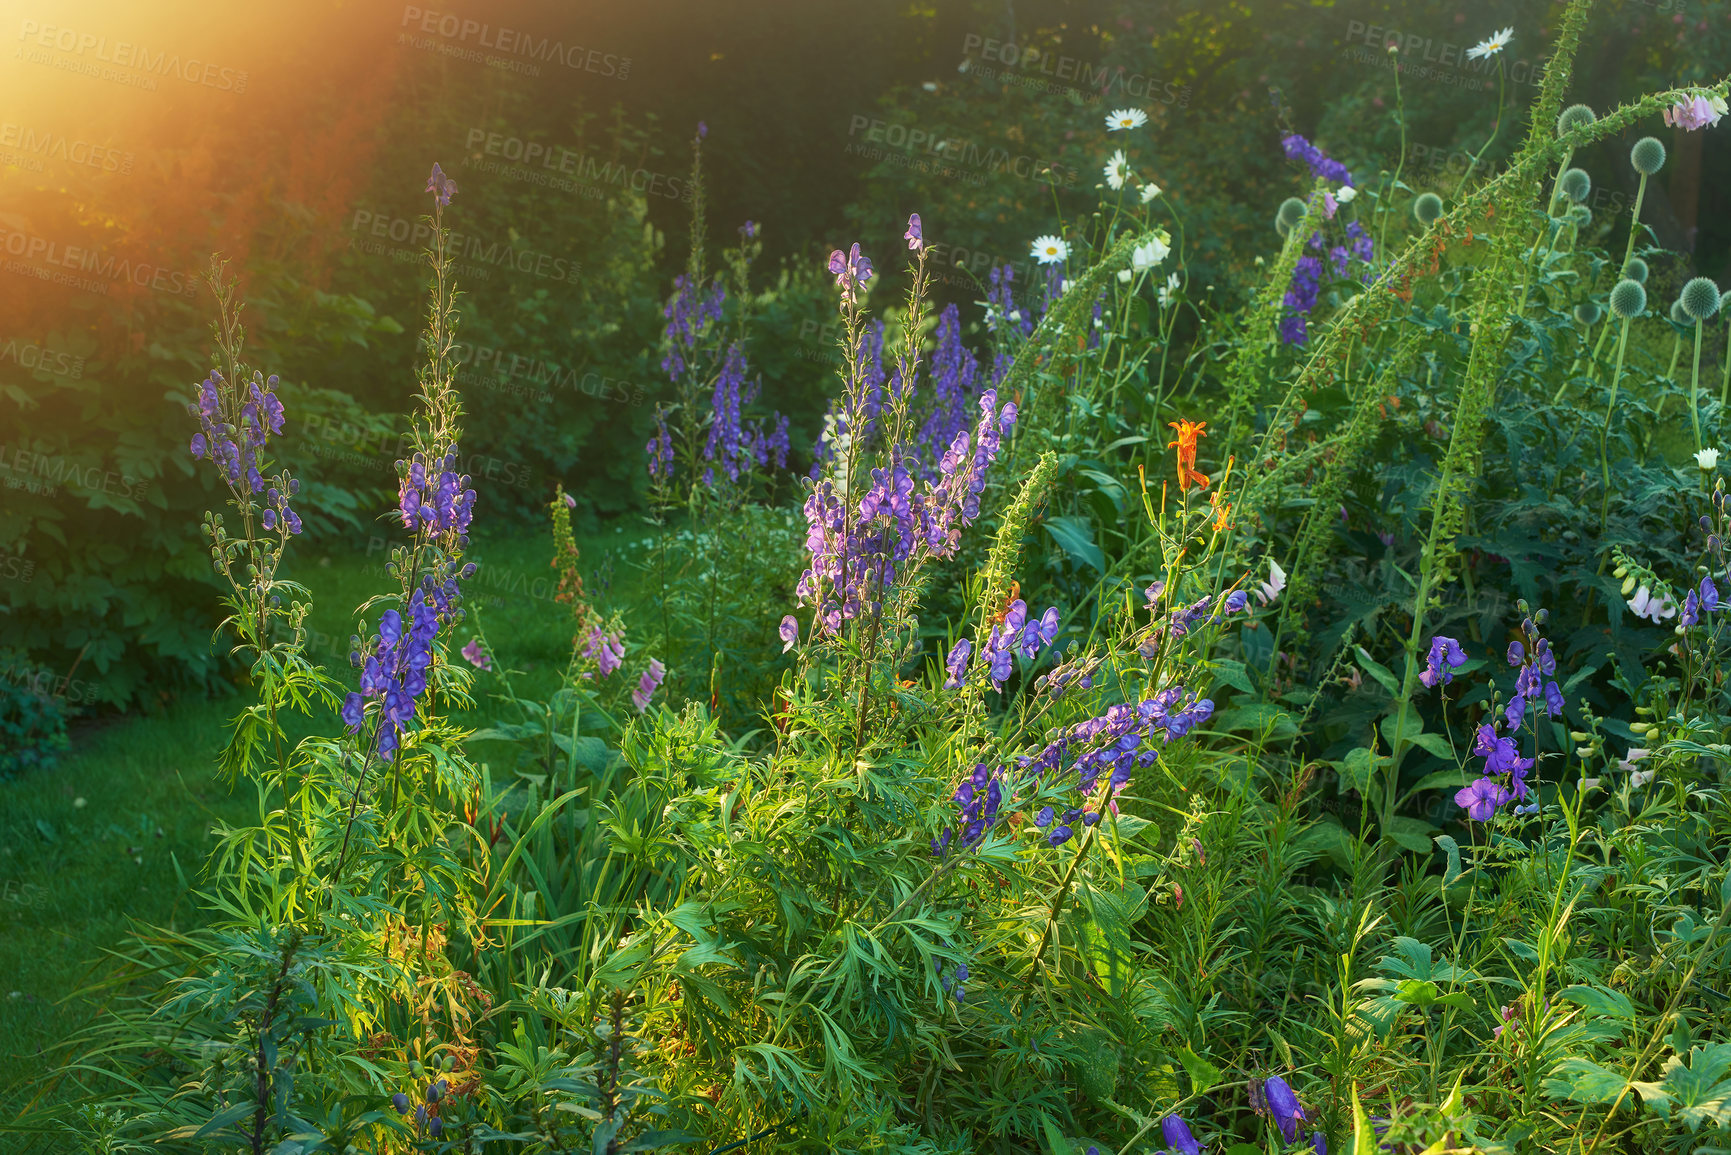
{"left": 1598, "top": 317, "right": 1634, "bottom": 550}
{"left": 1620, "top": 172, "right": 1649, "bottom": 274}
{"left": 1692, "top": 320, "right": 1707, "bottom": 456}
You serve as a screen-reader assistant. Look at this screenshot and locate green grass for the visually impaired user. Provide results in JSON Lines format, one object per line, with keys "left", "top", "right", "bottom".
{"left": 0, "top": 520, "right": 656, "bottom": 1123}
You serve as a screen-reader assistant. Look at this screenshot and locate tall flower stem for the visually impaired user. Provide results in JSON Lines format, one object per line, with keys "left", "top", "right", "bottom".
{"left": 1690, "top": 318, "right": 1707, "bottom": 456}
{"left": 1620, "top": 171, "right": 1650, "bottom": 273}
{"left": 1597, "top": 315, "right": 1635, "bottom": 546}
{"left": 1721, "top": 315, "right": 1731, "bottom": 409}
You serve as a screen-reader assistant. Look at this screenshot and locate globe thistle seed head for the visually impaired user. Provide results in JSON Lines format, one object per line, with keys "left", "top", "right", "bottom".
{"left": 1671, "top": 298, "right": 1690, "bottom": 325}
{"left": 1623, "top": 257, "right": 1649, "bottom": 284}
{"left": 1609, "top": 278, "right": 1647, "bottom": 319}
{"left": 1631, "top": 136, "right": 1667, "bottom": 177}
{"left": 1413, "top": 192, "right": 1444, "bottom": 226}
{"left": 1277, "top": 197, "right": 1307, "bottom": 230}
{"left": 1681, "top": 276, "right": 1722, "bottom": 322}
{"left": 1557, "top": 103, "right": 1596, "bottom": 133}
{"left": 1568, "top": 203, "right": 1593, "bottom": 228}
{"left": 1559, "top": 167, "right": 1591, "bottom": 203}
{"left": 1721, "top": 289, "right": 1731, "bottom": 314}
{"left": 1574, "top": 302, "right": 1603, "bottom": 326}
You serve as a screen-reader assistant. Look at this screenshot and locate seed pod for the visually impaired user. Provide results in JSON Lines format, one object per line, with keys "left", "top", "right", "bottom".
{"left": 1413, "top": 192, "right": 1444, "bottom": 226}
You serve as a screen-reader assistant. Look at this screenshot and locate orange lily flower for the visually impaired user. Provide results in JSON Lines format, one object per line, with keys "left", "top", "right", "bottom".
{"left": 1167, "top": 419, "right": 1209, "bottom": 491}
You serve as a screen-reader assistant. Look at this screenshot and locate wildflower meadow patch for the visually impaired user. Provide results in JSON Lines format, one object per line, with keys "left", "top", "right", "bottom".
{"left": 3, "top": 1, "right": 1731, "bottom": 1152}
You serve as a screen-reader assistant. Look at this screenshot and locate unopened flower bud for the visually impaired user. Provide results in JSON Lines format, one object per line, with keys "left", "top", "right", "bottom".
{"left": 1614, "top": 564, "right": 1629, "bottom": 578}
{"left": 1621, "top": 574, "right": 1637, "bottom": 595}
{"left": 1570, "top": 731, "right": 1591, "bottom": 743}
{"left": 1576, "top": 745, "right": 1595, "bottom": 758}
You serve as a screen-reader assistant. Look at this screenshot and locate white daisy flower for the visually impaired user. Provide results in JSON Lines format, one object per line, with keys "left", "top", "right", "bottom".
{"left": 1105, "top": 108, "right": 1148, "bottom": 132}
{"left": 1140, "top": 182, "right": 1162, "bottom": 203}
{"left": 1104, "top": 149, "right": 1131, "bottom": 190}
{"left": 1697, "top": 447, "right": 1720, "bottom": 470}
{"left": 1335, "top": 185, "right": 1357, "bottom": 203}
{"left": 1158, "top": 271, "right": 1181, "bottom": 308}
{"left": 1030, "top": 235, "right": 1068, "bottom": 264}
{"left": 1465, "top": 26, "right": 1513, "bottom": 61}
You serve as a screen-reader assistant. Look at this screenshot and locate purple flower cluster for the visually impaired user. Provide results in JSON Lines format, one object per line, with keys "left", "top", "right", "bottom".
{"left": 582, "top": 625, "right": 625, "bottom": 678}
{"left": 1281, "top": 134, "right": 1353, "bottom": 186}
{"left": 660, "top": 274, "right": 726, "bottom": 384}
{"left": 1682, "top": 575, "right": 1721, "bottom": 625}
{"left": 632, "top": 658, "right": 665, "bottom": 712}
{"left": 915, "top": 305, "right": 983, "bottom": 473}
{"left": 1279, "top": 232, "right": 1327, "bottom": 346}
{"left": 188, "top": 370, "right": 302, "bottom": 534}
{"left": 1017, "top": 686, "right": 1214, "bottom": 829}
{"left": 343, "top": 603, "right": 439, "bottom": 762}
{"left": 645, "top": 410, "right": 673, "bottom": 480}
{"left": 931, "top": 761, "right": 1005, "bottom": 855}
{"left": 986, "top": 264, "right": 1031, "bottom": 384}
{"left": 936, "top": 957, "right": 969, "bottom": 1002}
{"left": 397, "top": 449, "right": 477, "bottom": 542}
{"left": 1503, "top": 628, "right": 1564, "bottom": 731}
{"left": 827, "top": 242, "right": 874, "bottom": 305}
{"left": 1418, "top": 635, "right": 1468, "bottom": 688}
{"left": 797, "top": 389, "right": 1017, "bottom": 635}
{"left": 1454, "top": 720, "right": 1535, "bottom": 820}
{"left": 976, "top": 600, "right": 1060, "bottom": 690}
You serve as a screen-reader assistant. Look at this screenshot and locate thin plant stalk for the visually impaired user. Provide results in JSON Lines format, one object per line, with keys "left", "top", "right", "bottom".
{"left": 1598, "top": 314, "right": 1635, "bottom": 544}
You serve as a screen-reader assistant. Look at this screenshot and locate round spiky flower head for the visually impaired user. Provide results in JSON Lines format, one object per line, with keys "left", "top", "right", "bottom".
{"left": 1574, "top": 302, "right": 1603, "bottom": 326}
{"left": 1277, "top": 197, "right": 1307, "bottom": 231}
{"left": 1568, "top": 203, "right": 1593, "bottom": 228}
{"left": 1557, "top": 103, "right": 1596, "bottom": 134}
{"left": 1413, "top": 192, "right": 1444, "bottom": 226}
{"left": 1622, "top": 257, "right": 1649, "bottom": 284}
{"left": 1671, "top": 298, "right": 1690, "bottom": 325}
{"left": 1558, "top": 167, "right": 1591, "bottom": 204}
{"left": 1681, "top": 276, "right": 1722, "bottom": 322}
{"left": 1609, "top": 278, "right": 1646, "bottom": 319}
{"left": 1630, "top": 136, "right": 1667, "bottom": 177}
{"left": 1721, "top": 289, "right": 1731, "bottom": 314}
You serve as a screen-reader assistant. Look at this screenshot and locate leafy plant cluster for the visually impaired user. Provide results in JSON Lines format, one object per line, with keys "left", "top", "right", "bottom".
{"left": 11, "top": 2, "right": 1731, "bottom": 1152}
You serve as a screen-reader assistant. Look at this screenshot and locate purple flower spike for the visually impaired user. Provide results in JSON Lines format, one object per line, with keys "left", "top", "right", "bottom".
{"left": 1263, "top": 1075, "right": 1308, "bottom": 1143}
{"left": 1161, "top": 1113, "right": 1202, "bottom": 1155}
{"left": 632, "top": 658, "right": 666, "bottom": 712}
{"left": 904, "top": 213, "right": 924, "bottom": 251}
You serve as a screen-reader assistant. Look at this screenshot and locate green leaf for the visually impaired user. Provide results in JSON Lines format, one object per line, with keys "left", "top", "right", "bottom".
{"left": 1178, "top": 1046, "right": 1222, "bottom": 1096}
{"left": 1044, "top": 516, "right": 1105, "bottom": 574}
{"left": 1211, "top": 659, "right": 1256, "bottom": 695}
{"left": 1434, "top": 834, "right": 1462, "bottom": 886}
{"left": 1560, "top": 985, "right": 1636, "bottom": 1024}
{"left": 1546, "top": 1058, "right": 1629, "bottom": 1104}
{"left": 1350, "top": 1082, "right": 1379, "bottom": 1154}
{"left": 1040, "top": 1110, "right": 1074, "bottom": 1155}
{"left": 1334, "top": 747, "right": 1383, "bottom": 794}
{"left": 1393, "top": 979, "right": 1440, "bottom": 1008}
{"left": 618, "top": 1130, "right": 702, "bottom": 1152}
{"left": 1410, "top": 768, "right": 1471, "bottom": 794}
{"left": 1382, "top": 816, "right": 1437, "bottom": 854}
{"left": 1354, "top": 647, "right": 1400, "bottom": 695}
{"left": 1632, "top": 1043, "right": 1731, "bottom": 1127}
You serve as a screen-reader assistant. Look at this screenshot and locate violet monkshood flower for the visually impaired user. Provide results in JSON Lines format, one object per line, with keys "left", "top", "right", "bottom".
{"left": 1455, "top": 775, "right": 1511, "bottom": 822}
{"left": 631, "top": 658, "right": 666, "bottom": 712}
{"left": 904, "top": 213, "right": 924, "bottom": 251}
{"left": 931, "top": 762, "right": 1005, "bottom": 856}
{"left": 460, "top": 638, "right": 492, "bottom": 671}
{"left": 344, "top": 601, "right": 443, "bottom": 762}
{"left": 1681, "top": 575, "right": 1721, "bottom": 626}
{"left": 827, "top": 242, "right": 874, "bottom": 304}
{"left": 1503, "top": 618, "right": 1563, "bottom": 732}
{"left": 943, "top": 637, "right": 971, "bottom": 688}
{"left": 1280, "top": 134, "right": 1353, "bottom": 186}
{"left": 425, "top": 162, "right": 457, "bottom": 207}
{"left": 779, "top": 615, "right": 799, "bottom": 653}
{"left": 1418, "top": 635, "right": 1468, "bottom": 688}
{"left": 188, "top": 369, "right": 302, "bottom": 533}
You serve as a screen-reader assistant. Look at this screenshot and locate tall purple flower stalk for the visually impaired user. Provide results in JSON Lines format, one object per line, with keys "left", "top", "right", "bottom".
{"left": 189, "top": 369, "right": 303, "bottom": 534}
{"left": 797, "top": 389, "right": 1016, "bottom": 635}
{"left": 1281, "top": 134, "right": 1353, "bottom": 186}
